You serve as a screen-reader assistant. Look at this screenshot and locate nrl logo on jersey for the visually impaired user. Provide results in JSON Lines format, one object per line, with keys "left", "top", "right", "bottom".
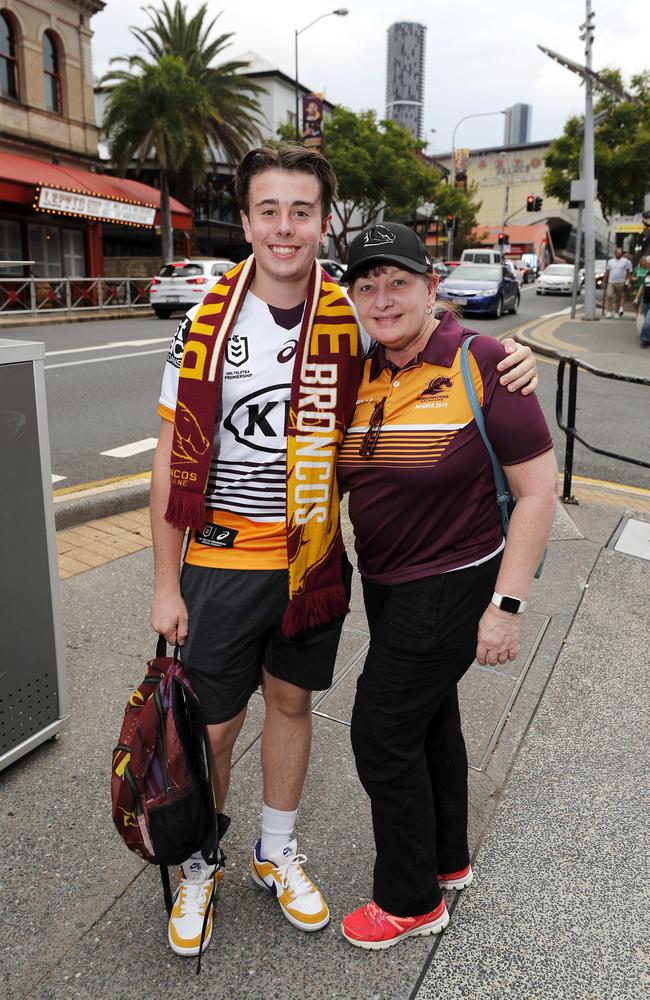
{"left": 226, "top": 335, "right": 249, "bottom": 368}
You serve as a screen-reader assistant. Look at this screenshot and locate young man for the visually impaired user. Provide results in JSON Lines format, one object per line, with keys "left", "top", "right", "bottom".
{"left": 149, "top": 144, "right": 538, "bottom": 958}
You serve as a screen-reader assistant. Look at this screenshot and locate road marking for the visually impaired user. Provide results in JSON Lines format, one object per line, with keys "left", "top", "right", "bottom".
{"left": 569, "top": 474, "right": 650, "bottom": 498}
{"left": 53, "top": 470, "right": 152, "bottom": 498}
{"left": 45, "top": 347, "right": 167, "bottom": 369}
{"left": 51, "top": 473, "right": 66, "bottom": 483}
{"left": 47, "top": 338, "right": 170, "bottom": 357}
{"left": 101, "top": 437, "right": 158, "bottom": 458}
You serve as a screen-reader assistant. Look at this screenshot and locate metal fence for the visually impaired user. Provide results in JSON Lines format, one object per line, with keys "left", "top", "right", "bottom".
{"left": 0, "top": 277, "right": 153, "bottom": 314}
{"left": 556, "top": 355, "right": 650, "bottom": 503}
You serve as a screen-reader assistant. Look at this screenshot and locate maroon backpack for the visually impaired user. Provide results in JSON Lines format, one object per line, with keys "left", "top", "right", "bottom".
{"left": 111, "top": 636, "right": 229, "bottom": 916}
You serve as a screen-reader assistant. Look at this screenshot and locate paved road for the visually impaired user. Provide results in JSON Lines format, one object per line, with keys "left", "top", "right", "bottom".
{"left": 8, "top": 286, "right": 648, "bottom": 492}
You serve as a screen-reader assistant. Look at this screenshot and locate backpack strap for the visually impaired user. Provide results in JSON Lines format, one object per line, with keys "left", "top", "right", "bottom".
{"left": 460, "top": 336, "right": 512, "bottom": 535}
{"left": 159, "top": 865, "right": 173, "bottom": 916}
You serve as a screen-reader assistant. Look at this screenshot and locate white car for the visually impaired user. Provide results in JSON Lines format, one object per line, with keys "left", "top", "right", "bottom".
{"left": 506, "top": 262, "right": 524, "bottom": 286}
{"left": 150, "top": 258, "right": 236, "bottom": 318}
{"left": 536, "top": 264, "right": 577, "bottom": 296}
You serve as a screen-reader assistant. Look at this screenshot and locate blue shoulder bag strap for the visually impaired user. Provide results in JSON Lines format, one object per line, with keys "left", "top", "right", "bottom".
{"left": 460, "top": 336, "right": 546, "bottom": 578}
{"left": 460, "top": 335, "right": 512, "bottom": 535}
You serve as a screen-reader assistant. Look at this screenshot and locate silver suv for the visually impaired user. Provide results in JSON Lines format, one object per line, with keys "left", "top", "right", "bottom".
{"left": 150, "top": 258, "right": 236, "bottom": 318}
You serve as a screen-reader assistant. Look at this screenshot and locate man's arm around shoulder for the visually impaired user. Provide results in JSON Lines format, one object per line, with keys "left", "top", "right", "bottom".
{"left": 150, "top": 419, "right": 189, "bottom": 646}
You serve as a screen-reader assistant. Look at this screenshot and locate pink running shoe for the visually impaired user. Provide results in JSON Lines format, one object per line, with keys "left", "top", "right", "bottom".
{"left": 437, "top": 864, "right": 474, "bottom": 890}
{"left": 341, "top": 898, "right": 449, "bottom": 950}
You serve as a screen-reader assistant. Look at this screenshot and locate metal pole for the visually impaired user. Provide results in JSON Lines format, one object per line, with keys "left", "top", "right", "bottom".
{"left": 570, "top": 142, "right": 585, "bottom": 319}
{"left": 582, "top": 0, "right": 597, "bottom": 320}
{"left": 447, "top": 226, "right": 454, "bottom": 262}
{"left": 294, "top": 29, "right": 300, "bottom": 143}
{"left": 570, "top": 205, "right": 583, "bottom": 319}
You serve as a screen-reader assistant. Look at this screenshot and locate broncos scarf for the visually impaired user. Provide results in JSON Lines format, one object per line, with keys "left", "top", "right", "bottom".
{"left": 165, "top": 255, "right": 364, "bottom": 637}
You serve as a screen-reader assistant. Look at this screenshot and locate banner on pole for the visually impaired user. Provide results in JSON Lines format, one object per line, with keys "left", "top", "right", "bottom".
{"left": 302, "top": 94, "right": 324, "bottom": 150}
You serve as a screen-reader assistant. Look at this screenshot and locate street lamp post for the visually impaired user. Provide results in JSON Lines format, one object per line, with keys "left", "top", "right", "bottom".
{"left": 294, "top": 9, "right": 348, "bottom": 143}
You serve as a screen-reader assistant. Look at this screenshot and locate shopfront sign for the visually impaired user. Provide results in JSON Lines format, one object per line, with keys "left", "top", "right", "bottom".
{"left": 36, "top": 186, "right": 156, "bottom": 226}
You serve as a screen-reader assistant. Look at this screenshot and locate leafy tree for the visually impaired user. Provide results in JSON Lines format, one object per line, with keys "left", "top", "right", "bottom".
{"left": 102, "top": 54, "right": 211, "bottom": 261}
{"left": 279, "top": 107, "right": 480, "bottom": 261}
{"left": 544, "top": 69, "right": 650, "bottom": 221}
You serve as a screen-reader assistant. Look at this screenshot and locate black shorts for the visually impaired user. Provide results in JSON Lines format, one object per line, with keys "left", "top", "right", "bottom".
{"left": 179, "top": 562, "right": 351, "bottom": 724}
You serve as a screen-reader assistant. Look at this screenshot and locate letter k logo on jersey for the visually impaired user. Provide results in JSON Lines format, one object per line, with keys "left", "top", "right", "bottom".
{"left": 226, "top": 335, "right": 249, "bottom": 368}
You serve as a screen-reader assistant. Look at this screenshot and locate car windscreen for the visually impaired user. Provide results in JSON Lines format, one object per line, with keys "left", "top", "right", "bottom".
{"left": 451, "top": 265, "right": 501, "bottom": 281}
{"left": 543, "top": 265, "right": 574, "bottom": 276}
{"left": 157, "top": 263, "right": 204, "bottom": 277}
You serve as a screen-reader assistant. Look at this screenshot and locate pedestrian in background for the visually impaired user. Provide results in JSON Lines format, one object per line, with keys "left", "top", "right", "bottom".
{"left": 604, "top": 247, "right": 632, "bottom": 317}
{"left": 633, "top": 251, "right": 650, "bottom": 348}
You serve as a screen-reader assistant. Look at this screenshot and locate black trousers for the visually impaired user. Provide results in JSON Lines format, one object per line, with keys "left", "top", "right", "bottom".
{"left": 350, "top": 555, "right": 500, "bottom": 917}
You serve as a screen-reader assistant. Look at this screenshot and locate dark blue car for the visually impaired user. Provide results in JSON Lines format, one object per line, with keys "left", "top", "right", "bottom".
{"left": 437, "top": 263, "right": 520, "bottom": 318}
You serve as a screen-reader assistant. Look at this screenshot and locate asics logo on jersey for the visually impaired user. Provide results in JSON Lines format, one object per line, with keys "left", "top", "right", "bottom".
{"left": 277, "top": 340, "right": 298, "bottom": 363}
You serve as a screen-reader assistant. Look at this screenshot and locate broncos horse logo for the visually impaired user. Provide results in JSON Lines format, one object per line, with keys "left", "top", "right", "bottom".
{"left": 363, "top": 224, "right": 397, "bottom": 247}
{"left": 172, "top": 401, "right": 212, "bottom": 465}
{"left": 420, "top": 376, "right": 453, "bottom": 397}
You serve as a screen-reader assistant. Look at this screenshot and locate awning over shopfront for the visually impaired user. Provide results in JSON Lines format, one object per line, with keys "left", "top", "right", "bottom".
{"left": 0, "top": 151, "right": 192, "bottom": 231}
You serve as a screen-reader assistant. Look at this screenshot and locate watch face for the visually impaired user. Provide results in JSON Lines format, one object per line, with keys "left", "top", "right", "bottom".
{"left": 500, "top": 595, "right": 521, "bottom": 614}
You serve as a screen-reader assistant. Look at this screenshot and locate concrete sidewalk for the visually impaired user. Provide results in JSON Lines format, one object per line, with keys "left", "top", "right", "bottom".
{"left": 516, "top": 307, "right": 650, "bottom": 379}
{"left": 2, "top": 487, "right": 649, "bottom": 1000}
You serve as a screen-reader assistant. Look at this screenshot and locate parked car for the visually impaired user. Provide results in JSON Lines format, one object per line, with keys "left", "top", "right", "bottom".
{"left": 150, "top": 258, "right": 236, "bottom": 317}
{"left": 432, "top": 261, "right": 449, "bottom": 279}
{"left": 319, "top": 258, "right": 345, "bottom": 281}
{"left": 437, "top": 263, "right": 520, "bottom": 318}
{"left": 536, "top": 264, "right": 577, "bottom": 296}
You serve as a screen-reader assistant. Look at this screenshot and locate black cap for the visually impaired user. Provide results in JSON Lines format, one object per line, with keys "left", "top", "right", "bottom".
{"left": 342, "top": 223, "right": 433, "bottom": 284}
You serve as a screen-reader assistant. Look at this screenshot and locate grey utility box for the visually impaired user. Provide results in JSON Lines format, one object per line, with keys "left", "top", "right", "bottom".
{"left": 0, "top": 338, "right": 68, "bottom": 771}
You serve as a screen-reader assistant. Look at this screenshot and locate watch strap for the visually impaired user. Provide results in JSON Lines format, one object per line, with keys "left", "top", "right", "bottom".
{"left": 492, "top": 592, "right": 527, "bottom": 614}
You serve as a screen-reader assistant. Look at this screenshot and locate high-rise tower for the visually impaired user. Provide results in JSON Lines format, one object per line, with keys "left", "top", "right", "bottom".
{"left": 385, "top": 22, "right": 426, "bottom": 140}
{"left": 503, "top": 104, "right": 532, "bottom": 145}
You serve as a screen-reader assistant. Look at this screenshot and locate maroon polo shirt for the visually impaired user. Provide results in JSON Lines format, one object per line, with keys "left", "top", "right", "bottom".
{"left": 337, "top": 312, "right": 553, "bottom": 583}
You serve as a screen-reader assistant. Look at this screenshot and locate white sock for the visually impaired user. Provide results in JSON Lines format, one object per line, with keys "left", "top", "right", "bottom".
{"left": 260, "top": 804, "right": 298, "bottom": 859}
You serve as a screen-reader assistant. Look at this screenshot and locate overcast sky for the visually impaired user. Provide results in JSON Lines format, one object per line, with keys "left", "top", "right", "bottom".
{"left": 91, "top": 0, "right": 647, "bottom": 153}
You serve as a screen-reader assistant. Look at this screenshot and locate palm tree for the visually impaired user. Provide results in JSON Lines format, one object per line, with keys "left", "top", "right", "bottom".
{"left": 129, "top": 1, "right": 263, "bottom": 163}
{"left": 102, "top": 54, "right": 212, "bottom": 261}
{"left": 102, "top": 2, "right": 263, "bottom": 258}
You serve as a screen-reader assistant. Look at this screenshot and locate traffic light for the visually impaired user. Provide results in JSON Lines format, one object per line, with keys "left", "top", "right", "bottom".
{"left": 534, "top": 196, "right": 543, "bottom": 212}
{"left": 446, "top": 214, "right": 457, "bottom": 234}
{"left": 454, "top": 169, "right": 467, "bottom": 192}
{"left": 526, "top": 195, "right": 535, "bottom": 212}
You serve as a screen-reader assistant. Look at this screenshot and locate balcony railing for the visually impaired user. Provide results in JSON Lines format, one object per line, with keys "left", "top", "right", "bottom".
{"left": 0, "top": 277, "right": 154, "bottom": 314}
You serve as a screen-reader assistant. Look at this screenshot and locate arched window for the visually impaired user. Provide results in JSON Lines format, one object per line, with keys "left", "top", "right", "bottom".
{"left": 42, "top": 30, "right": 61, "bottom": 113}
{"left": 0, "top": 12, "right": 18, "bottom": 100}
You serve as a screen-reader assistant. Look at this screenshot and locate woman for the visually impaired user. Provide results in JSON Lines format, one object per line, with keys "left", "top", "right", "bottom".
{"left": 336, "top": 223, "right": 557, "bottom": 950}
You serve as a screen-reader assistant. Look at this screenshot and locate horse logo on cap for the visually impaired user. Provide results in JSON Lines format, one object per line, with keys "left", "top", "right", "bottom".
{"left": 363, "top": 225, "right": 397, "bottom": 247}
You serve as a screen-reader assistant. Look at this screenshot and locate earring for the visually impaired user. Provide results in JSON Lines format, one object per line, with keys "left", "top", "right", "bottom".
{"left": 426, "top": 305, "right": 433, "bottom": 315}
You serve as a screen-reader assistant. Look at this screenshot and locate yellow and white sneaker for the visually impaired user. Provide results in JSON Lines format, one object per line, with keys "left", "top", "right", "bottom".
{"left": 251, "top": 838, "right": 330, "bottom": 931}
{"left": 168, "top": 851, "right": 225, "bottom": 957}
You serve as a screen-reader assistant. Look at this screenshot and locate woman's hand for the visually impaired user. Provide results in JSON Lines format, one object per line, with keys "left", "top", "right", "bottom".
{"left": 498, "top": 340, "right": 538, "bottom": 395}
{"left": 476, "top": 603, "right": 520, "bottom": 665}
